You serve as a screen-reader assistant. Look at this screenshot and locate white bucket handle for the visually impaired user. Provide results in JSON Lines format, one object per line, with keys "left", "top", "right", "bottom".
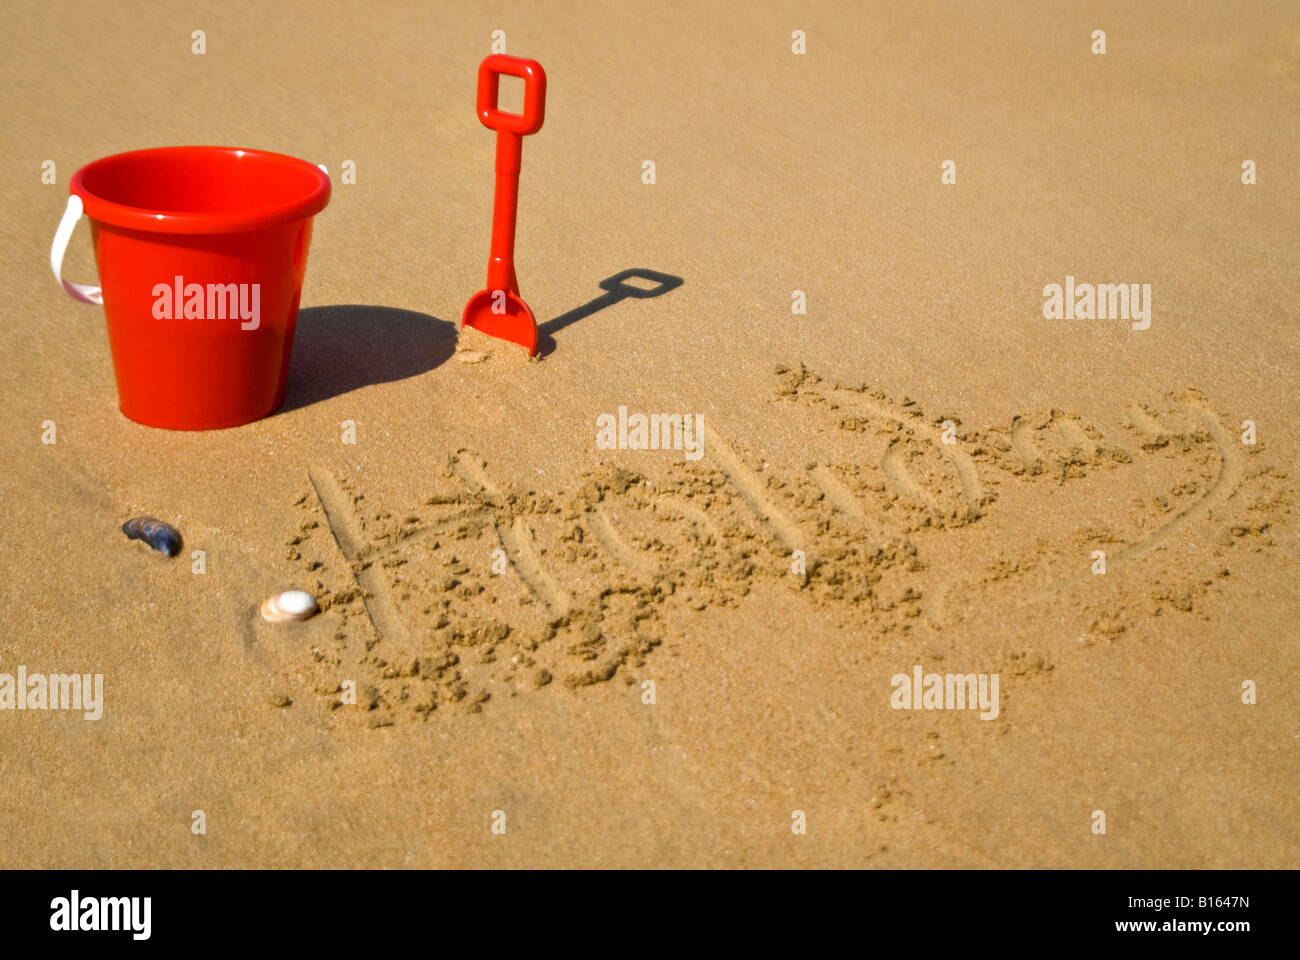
{"left": 50, "top": 194, "right": 102, "bottom": 305}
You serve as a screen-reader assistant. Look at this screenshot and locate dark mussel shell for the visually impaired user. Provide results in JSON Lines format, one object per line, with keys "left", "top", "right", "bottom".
{"left": 122, "top": 516, "right": 182, "bottom": 557}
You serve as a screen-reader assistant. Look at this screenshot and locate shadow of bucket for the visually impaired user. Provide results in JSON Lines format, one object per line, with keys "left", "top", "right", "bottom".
{"left": 50, "top": 146, "right": 331, "bottom": 430}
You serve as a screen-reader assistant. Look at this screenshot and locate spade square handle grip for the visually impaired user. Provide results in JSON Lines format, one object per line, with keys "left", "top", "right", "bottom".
{"left": 477, "top": 55, "right": 547, "bottom": 136}
{"left": 598, "top": 268, "right": 684, "bottom": 300}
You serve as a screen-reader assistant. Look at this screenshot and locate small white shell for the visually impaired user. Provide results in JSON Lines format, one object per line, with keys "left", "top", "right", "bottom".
{"left": 261, "top": 590, "right": 318, "bottom": 623}
{"left": 455, "top": 349, "right": 487, "bottom": 364}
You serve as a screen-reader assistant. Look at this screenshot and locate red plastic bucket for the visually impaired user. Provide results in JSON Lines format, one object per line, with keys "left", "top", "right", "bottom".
{"left": 51, "top": 146, "right": 330, "bottom": 429}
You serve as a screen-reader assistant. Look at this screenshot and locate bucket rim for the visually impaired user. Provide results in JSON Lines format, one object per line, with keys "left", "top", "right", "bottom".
{"left": 69, "top": 146, "right": 331, "bottom": 234}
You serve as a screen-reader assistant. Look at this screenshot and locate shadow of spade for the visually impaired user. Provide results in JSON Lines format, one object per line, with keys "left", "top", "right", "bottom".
{"left": 537, "top": 268, "right": 684, "bottom": 357}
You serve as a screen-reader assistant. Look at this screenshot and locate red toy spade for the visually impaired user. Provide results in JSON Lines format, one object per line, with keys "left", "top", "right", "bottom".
{"left": 461, "top": 55, "right": 547, "bottom": 356}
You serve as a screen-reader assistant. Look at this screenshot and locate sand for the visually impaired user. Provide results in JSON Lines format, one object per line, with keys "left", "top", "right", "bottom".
{"left": 1, "top": 0, "right": 1297, "bottom": 868}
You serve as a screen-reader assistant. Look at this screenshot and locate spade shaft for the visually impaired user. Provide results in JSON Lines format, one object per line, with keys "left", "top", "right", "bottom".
{"left": 487, "top": 130, "right": 522, "bottom": 294}
{"left": 461, "top": 55, "right": 548, "bottom": 356}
